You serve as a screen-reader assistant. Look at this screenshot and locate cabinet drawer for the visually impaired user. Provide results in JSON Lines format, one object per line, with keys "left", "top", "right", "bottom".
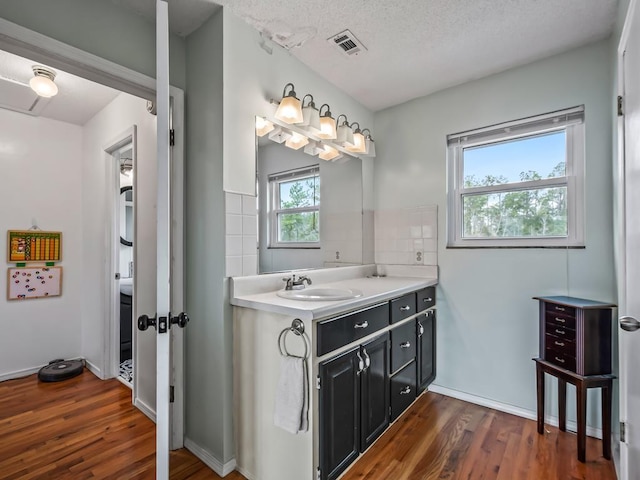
{"left": 390, "top": 293, "right": 417, "bottom": 324}
{"left": 545, "top": 321, "right": 576, "bottom": 342}
{"left": 416, "top": 286, "right": 435, "bottom": 312}
{"left": 545, "top": 346, "right": 576, "bottom": 372}
{"left": 390, "top": 361, "right": 416, "bottom": 422}
{"left": 317, "top": 303, "right": 390, "bottom": 356}
{"left": 391, "top": 321, "right": 416, "bottom": 374}
{"left": 545, "top": 302, "right": 576, "bottom": 319}
{"left": 545, "top": 311, "right": 576, "bottom": 330}
{"left": 545, "top": 333, "right": 576, "bottom": 357}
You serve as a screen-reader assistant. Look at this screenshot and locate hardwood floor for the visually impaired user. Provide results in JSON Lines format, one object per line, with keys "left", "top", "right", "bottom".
{"left": 0, "top": 370, "right": 245, "bottom": 480}
{"left": 342, "top": 392, "right": 617, "bottom": 480}
{"left": 0, "top": 371, "right": 617, "bottom": 480}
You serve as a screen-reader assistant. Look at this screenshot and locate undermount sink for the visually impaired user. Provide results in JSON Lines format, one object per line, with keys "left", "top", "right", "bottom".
{"left": 276, "top": 287, "right": 363, "bottom": 301}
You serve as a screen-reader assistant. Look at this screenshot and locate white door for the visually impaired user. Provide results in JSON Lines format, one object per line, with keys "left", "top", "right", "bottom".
{"left": 618, "top": 1, "right": 640, "bottom": 478}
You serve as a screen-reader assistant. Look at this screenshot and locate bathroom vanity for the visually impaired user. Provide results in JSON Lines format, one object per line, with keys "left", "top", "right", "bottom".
{"left": 231, "top": 265, "right": 437, "bottom": 480}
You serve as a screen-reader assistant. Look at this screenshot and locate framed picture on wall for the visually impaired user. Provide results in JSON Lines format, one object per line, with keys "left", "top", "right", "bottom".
{"left": 7, "top": 266, "right": 62, "bottom": 300}
{"left": 7, "top": 230, "right": 62, "bottom": 263}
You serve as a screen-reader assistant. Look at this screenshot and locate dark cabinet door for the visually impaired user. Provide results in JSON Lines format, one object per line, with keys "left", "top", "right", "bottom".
{"left": 319, "top": 346, "right": 361, "bottom": 480}
{"left": 417, "top": 310, "right": 436, "bottom": 393}
{"left": 360, "top": 334, "right": 390, "bottom": 451}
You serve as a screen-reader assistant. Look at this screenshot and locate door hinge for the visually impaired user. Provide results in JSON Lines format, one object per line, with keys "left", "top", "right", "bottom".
{"left": 170, "top": 385, "right": 175, "bottom": 403}
{"left": 169, "top": 129, "right": 175, "bottom": 146}
{"left": 621, "top": 421, "right": 626, "bottom": 443}
{"left": 389, "top": 405, "right": 392, "bottom": 418}
{"left": 316, "top": 376, "right": 321, "bottom": 390}
{"left": 316, "top": 467, "right": 321, "bottom": 480}
{"left": 618, "top": 96, "right": 624, "bottom": 117}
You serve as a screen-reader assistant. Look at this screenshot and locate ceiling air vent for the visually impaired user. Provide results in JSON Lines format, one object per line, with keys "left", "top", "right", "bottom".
{"left": 328, "top": 29, "right": 367, "bottom": 57}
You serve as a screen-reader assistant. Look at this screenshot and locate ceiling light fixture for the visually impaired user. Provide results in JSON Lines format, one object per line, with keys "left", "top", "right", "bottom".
{"left": 274, "top": 83, "right": 303, "bottom": 124}
{"left": 317, "top": 104, "right": 337, "bottom": 140}
{"left": 346, "top": 122, "right": 367, "bottom": 154}
{"left": 29, "top": 65, "right": 59, "bottom": 98}
{"left": 256, "top": 116, "right": 275, "bottom": 137}
{"left": 335, "top": 115, "right": 355, "bottom": 148}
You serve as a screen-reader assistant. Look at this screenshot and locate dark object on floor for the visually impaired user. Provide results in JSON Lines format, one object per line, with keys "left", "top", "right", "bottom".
{"left": 38, "top": 359, "right": 84, "bottom": 382}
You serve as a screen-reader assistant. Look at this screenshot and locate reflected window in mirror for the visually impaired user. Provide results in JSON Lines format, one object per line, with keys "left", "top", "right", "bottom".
{"left": 269, "top": 165, "right": 320, "bottom": 248}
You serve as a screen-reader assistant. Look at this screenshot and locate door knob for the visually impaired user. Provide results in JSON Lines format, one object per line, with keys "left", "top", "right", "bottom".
{"left": 620, "top": 316, "right": 640, "bottom": 332}
{"left": 137, "top": 314, "right": 157, "bottom": 331}
{"left": 170, "top": 312, "right": 190, "bottom": 329}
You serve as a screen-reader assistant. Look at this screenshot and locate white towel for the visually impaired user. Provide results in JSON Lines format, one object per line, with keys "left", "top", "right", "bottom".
{"left": 273, "top": 355, "right": 308, "bottom": 434}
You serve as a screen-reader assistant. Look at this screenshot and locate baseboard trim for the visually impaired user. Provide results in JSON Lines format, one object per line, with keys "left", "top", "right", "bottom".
{"left": 84, "top": 359, "right": 102, "bottom": 378}
{"left": 429, "top": 384, "right": 603, "bottom": 439}
{"left": 184, "top": 437, "right": 237, "bottom": 477}
{"left": 0, "top": 365, "right": 41, "bottom": 382}
{"left": 133, "top": 397, "right": 156, "bottom": 423}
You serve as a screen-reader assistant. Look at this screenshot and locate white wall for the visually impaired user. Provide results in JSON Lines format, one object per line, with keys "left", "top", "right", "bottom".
{"left": 0, "top": 109, "right": 83, "bottom": 379}
{"left": 374, "top": 40, "right": 615, "bottom": 429}
{"left": 81, "top": 93, "right": 157, "bottom": 413}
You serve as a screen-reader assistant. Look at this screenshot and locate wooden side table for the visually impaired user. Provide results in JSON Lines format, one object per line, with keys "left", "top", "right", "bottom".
{"left": 534, "top": 358, "right": 615, "bottom": 462}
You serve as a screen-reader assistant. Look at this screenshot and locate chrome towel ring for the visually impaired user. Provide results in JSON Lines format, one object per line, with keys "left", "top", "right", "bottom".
{"left": 278, "top": 318, "right": 310, "bottom": 359}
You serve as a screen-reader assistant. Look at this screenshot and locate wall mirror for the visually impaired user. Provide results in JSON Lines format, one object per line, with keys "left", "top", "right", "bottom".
{"left": 257, "top": 118, "right": 369, "bottom": 273}
{"left": 120, "top": 186, "right": 133, "bottom": 246}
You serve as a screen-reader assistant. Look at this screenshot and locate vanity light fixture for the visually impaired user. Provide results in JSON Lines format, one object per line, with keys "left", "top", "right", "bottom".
{"left": 268, "top": 125, "right": 292, "bottom": 144}
{"left": 274, "top": 83, "right": 303, "bottom": 124}
{"left": 29, "top": 65, "right": 58, "bottom": 98}
{"left": 300, "top": 94, "right": 322, "bottom": 135}
{"left": 317, "top": 104, "right": 337, "bottom": 140}
{"left": 120, "top": 160, "right": 133, "bottom": 178}
{"left": 255, "top": 116, "right": 275, "bottom": 137}
{"left": 304, "top": 140, "right": 324, "bottom": 156}
{"left": 346, "top": 122, "right": 367, "bottom": 154}
{"left": 361, "top": 129, "right": 376, "bottom": 157}
{"left": 335, "top": 114, "right": 355, "bottom": 148}
{"left": 319, "top": 144, "right": 341, "bottom": 161}
{"left": 284, "top": 131, "right": 309, "bottom": 150}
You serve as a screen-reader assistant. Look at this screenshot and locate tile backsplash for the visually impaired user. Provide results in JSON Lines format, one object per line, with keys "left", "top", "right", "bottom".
{"left": 374, "top": 205, "right": 438, "bottom": 266}
{"left": 225, "top": 192, "right": 258, "bottom": 277}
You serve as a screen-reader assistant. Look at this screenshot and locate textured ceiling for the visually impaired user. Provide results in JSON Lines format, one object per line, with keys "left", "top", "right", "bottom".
{"left": 0, "top": 49, "right": 120, "bottom": 125}
{"left": 212, "top": 0, "right": 618, "bottom": 111}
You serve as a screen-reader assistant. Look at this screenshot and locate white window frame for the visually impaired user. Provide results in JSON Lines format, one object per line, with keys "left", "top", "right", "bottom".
{"left": 447, "top": 106, "right": 585, "bottom": 248}
{"left": 268, "top": 165, "right": 320, "bottom": 249}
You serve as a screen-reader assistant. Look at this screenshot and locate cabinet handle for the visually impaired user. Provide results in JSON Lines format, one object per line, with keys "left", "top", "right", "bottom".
{"left": 555, "top": 329, "right": 566, "bottom": 335}
{"left": 356, "top": 351, "right": 365, "bottom": 375}
{"left": 400, "top": 386, "right": 412, "bottom": 395}
{"left": 555, "top": 306, "right": 566, "bottom": 311}
{"left": 400, "top": 305, "right": 411, "bottom": 312}
{"left": 423, "top": 297, "right": 433, "bottom": 302}
{"left": 554, "top": 356, "right": 565, "bottom": 364}
{"left": 400, "top": 341, "right": 411, "bottom": 349}
{"left": 555, "top": 317, "right": 566, "bottom": 323}
{"left": 418, "top": 322, "right": 424, "bottom": 337}
{"left": 554, "top": 341, "right": 565, "bottom": 347}
{"left": 362, "top": 348, "right": 371, "bottom": 370}
{"left": 354, "top": 321, "right": 369, "bottom": 329}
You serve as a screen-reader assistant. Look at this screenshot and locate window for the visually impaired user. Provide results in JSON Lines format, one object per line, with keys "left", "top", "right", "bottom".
{"left": 447, "top": 106, "right": 585, "bottom": 248}
{"left": 268, "top": 165, "right": 320, "bottom": 248}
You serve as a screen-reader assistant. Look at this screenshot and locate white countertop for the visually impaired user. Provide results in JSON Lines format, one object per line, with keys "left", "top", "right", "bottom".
{"left": 230, "top": 275, "right": 438, "bottom": 321}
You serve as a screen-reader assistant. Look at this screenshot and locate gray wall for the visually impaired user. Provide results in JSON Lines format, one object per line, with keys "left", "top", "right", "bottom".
{"left": 374, "top": 39, "right": 616, "bottom": 429}
{"left": 184, "top": 9, "right": 230, "bottom": 462}
{"left": 0, "top": 0, "right": 186, "bottom": 89}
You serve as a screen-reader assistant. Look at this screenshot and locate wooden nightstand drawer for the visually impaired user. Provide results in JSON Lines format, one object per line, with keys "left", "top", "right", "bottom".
{"left": 545, "top": 321, "right": 576, "bottom": 342}
{"left": 545, "top": 302, "right": 576, "bottom": 318}
{"left": 545, "top": 311, "right": 577, "bottom": 330}
{"left": 390, "top": 293, "right": 416, "bottom": 324}
{"left": 545, "top": 333, "right": 576, "bottom": 357}
{"left": 545, "top": 346, "right": 576, "bottom": 372}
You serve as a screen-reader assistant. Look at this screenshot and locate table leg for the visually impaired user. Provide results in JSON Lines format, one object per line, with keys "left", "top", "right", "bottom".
{"left": 558, "top": 378, "right": 567, "bottom": 432}
{"left": 602, "top": 382, "right": 612, "bottom": 460}
{"left": 577, "top": 379, "right": 587, "bottom": 462}
{"left": 536, "top": 363, "right": 545, "bottom": 435}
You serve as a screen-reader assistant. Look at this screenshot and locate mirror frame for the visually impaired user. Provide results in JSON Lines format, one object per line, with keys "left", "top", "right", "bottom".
{"left": 120, "top": 185, "right": 133, "bottom": 247}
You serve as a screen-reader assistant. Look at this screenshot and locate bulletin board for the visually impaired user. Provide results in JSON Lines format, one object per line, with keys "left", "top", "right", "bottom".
{"left": 7, "top": 230, "right": 62, "bottom": 263}
{"left": 7, "top": 266, "right": 62, "bottom": 300}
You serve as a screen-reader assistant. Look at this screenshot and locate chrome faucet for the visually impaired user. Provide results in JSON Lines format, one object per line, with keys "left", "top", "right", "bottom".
{"left": 283, "top": 274, "right": 312, "bottom": 290}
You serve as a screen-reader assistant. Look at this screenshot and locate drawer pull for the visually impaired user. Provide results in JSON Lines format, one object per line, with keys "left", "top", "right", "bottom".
{"left": 400, "top": 341, "right": 411, "bottom": 349}
{"left": 555, "top": 329, "right": 566, "bottom": 335}
{"left": 554, "top": 356, "right": 565, "bottom": 364}
{"left": 554, "top": 341, "right": 565, "bottom": 347}
{"left": 400, "top": 386, "right": 412, "bottom": 395}
{"left": 423, "top": 297, "right": 433, "bottom": 302}
{"left": 555, "top": 317, "right": 566, "bottom": 323}
{"left": 354, "top": 321, "right": 369, "bottom": 329}
{"left": 555, "top": 306, "right": 566, "bottom": 312}
{"left": 400, "top": 305, "right": 411, "bottom": 312}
